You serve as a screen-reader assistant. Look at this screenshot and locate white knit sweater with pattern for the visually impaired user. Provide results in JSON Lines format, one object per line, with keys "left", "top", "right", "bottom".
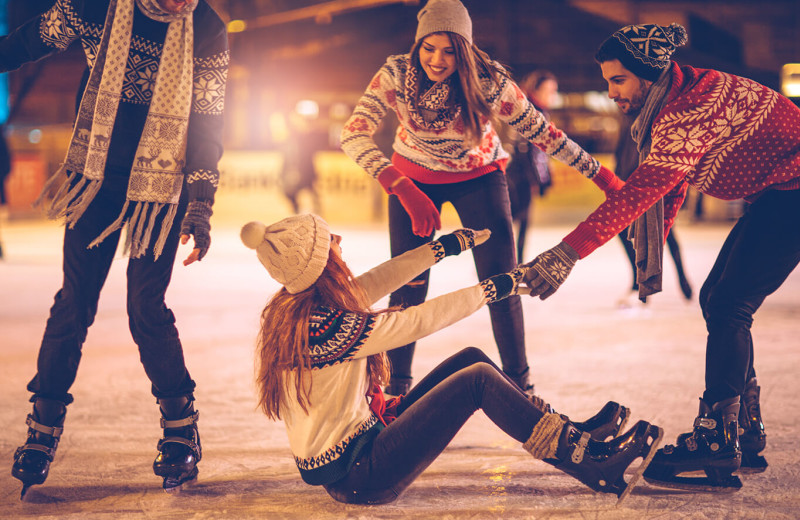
{"left": 280, "top": 241, "right": 496, "bottom": 485}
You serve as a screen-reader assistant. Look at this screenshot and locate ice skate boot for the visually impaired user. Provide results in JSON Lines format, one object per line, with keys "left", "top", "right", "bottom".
{"left": 153, "top": 396, "right": 201, "bottom": 493}
{"left": 12, "top": 398, "right": 67, "bottom": 500}
{"left": 643, "top": 396, "right": 742, "bottom": 491}
{"left": 529, "top": 396, "right": 630, "bottom": 442}
{"left": 525, "top": 413, "right": 663, "bottom": 504}
{"left": 738, "top": 377, "right": 767, "bottom": 473}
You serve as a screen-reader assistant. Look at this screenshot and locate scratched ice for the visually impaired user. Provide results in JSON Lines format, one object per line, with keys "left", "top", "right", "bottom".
{"left": 1, "top": 219, "right": 798, "bottom": 519}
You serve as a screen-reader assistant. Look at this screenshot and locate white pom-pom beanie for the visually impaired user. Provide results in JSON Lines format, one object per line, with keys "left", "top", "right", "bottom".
{"left": 241, "top": 214, "right": 331, "bottom": 294}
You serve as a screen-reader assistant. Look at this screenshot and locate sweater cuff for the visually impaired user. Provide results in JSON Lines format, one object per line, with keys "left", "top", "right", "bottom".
{"left": 186, "top": 168, "right": 220, "bottom": 203}
{"left": 592, "top": 165, "right": 625, "bottom": 193}
{"left": 562, "top": 223, "right": 606, "bottom": 259}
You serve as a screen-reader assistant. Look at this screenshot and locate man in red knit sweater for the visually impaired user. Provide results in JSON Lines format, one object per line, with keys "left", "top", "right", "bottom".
{"left": 522, "top": 22, "right": 800, "bottom": 491}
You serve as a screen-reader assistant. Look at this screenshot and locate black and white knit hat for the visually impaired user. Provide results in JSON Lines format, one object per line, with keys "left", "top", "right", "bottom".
{"left": 415, "top": 0, "right": 473, "bottom": 45}
{"left": 596, "top": 23, "right": 688, "bottom": 81}
{"left": 241, "top": 214, "right": 331, "bottom": 294}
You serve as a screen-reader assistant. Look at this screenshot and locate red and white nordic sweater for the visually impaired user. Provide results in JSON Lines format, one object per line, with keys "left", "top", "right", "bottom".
{"left": 340, "top": 54, "right": 608, "bottom": 186}
{"left": 564, "top": 63, "right": 800, "bottom": 258}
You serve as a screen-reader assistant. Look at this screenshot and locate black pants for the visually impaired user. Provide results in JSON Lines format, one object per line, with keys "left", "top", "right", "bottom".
{"left": 323, "top": 347, "right": 544, "bottom": 504}
{"left": 386, "top": 171, "right": 527, "bottom": 383}
{"left": 26, "top": 172, "right": 195, "bottom": 405}
{"left": 701, "top": 189, "right": 800, "bottom": 404}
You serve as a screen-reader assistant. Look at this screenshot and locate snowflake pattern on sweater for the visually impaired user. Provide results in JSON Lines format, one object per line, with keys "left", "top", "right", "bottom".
{"left": 341, "top": 54, "right": 600, "bottom": 182}
{"left": 564, "top": 64, "right": 800, "bottom": 258}
{"left": 0, "top": 0, "right": 229, "bottom": 203}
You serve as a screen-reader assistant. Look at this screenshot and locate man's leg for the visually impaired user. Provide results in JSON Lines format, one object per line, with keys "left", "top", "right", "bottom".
{"left": 126, "top": 196, "right": 200, "bottom": 491}
{"left": 645, "top": 189, "right": 800, "bottom": 489}
{"left": 16, "top": 176, "right": 126, "bottom": 497}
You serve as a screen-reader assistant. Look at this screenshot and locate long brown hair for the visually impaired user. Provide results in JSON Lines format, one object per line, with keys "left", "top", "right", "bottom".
{"left": 410, "top": 32, "right": 510, "bottom": 148}
{"left": 255, "top": 249, "right": 391, "bottom": 420}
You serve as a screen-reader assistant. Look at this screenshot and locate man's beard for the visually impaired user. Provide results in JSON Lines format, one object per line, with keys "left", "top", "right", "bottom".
{"left": 621, "top": 80, "right": 651, "bottom": 116}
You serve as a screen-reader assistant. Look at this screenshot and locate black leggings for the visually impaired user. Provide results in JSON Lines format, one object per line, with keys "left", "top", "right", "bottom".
{"left": 323, "top": 347, "right": 545, "bottom": 504}
{"left": 386, "top": 171, "right": 527, "bottom": 384}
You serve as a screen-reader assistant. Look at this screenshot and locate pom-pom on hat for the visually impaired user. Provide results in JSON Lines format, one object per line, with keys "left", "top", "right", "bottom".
{"left": 596, "top": 23, "right": 688, "bottom": 82}
{"left": 241, "top": 214, "right": 331, "bottom": 294}
{"left": 415, "top": 0, "right": 472, "bottom": 45}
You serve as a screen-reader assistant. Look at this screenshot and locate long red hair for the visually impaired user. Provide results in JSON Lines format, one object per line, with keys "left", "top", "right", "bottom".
{"left": 255, "top": 250, "right": 390, "bottom": 419}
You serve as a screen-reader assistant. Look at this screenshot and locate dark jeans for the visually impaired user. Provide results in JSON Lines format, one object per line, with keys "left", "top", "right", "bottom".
{"left": 700, "top": 189, "right": 800, "bottom": 404}
{"left": 27, "top": 171, "right": 195, "bottom": 405}
{"left": 323, "top": 347, "right": 544, "bottom": 504}
{"left": 386, "top": 171, "right": 527, "bottom": 383}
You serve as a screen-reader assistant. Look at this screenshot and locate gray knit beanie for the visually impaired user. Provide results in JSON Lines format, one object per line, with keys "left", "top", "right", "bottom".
{"left": 415, "top": 0, "right": 473, "bottom": 45}
{"left": 241, "top": 214, "right": 331, "bottom": 294}
{"left": 596, "top": 23, "right": 688, "bottom": 82}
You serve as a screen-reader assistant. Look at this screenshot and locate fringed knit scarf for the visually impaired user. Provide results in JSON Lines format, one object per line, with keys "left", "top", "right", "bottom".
{"left": 38, "top": 0, "right": 197, "bottom": 259}
{"left": 628, "top": 66, "right": 672, "bottom": 300}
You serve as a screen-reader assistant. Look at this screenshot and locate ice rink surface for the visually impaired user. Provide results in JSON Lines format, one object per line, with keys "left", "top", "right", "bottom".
{"left": 1, "top": 218, "right": 798, "bottom": 519}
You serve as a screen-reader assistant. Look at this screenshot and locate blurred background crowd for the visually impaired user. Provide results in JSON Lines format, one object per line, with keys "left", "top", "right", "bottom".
{"left": 1, "top": 0, "right": 798, "bottom": 234}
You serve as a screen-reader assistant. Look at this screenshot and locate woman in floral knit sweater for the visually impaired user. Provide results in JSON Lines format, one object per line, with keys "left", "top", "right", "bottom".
{"left": 241, "top": 213, "right": 662, "bottom": 505}
{"left": 340, "top": 0, "right": 621, "bottom": 395}
{"left": 523, "top": 23, "right": 800, "bottom": 491}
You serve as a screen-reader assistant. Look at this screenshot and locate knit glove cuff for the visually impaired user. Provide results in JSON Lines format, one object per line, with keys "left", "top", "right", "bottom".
{"left": 179, "top": 200, "right": 213, "bottom": 261}
{"left": 522, "top": 242, "right": 579, "bottom": 300}
{"left": 480, "top": 266, "right": 527, "bottom": 304}
{"left": 435, "top": 228, "right": 476, "bottom": 257}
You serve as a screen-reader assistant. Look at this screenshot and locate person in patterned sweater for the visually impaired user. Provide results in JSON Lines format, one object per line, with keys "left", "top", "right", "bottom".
{"left": 523, "top": 23, "right": 800, "bottom": 490}
{"left": 241, "top": 213, "right": 662, "bottom": 505}
{"left": 340, "top": 0, "right": 622, "bottom": 396}
{"left": 2, "top": 0, "right": 228, "bottom": 495}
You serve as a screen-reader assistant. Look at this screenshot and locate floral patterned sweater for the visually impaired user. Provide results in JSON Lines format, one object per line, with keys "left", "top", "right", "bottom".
{"left": 0, "top": 0, "right": 228, "bottom": 203}
{"left": 281, "top": 240, "right": 502, "bottom": 485}
{"left": 340, "top": 54, "right": 614, "bottom": 188}
{"left": 564, "top": 63, "right": 800, "bottom": 258}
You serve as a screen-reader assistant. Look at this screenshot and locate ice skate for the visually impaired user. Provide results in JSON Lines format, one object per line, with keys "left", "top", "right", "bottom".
{"left": 529, "top": 396, "right": 630, "bottom": 442}
{"left": 152, "top": 396, "right": 201, "bottom": 493}
{"left": 643, "top": 396, "right": 743, "bottom": 491}
{"left": 12, "top": 398, "right": 67, "bottom": 500}
{"left": 525, "top": 413, "right": 663, "bottom": 504}
{"left": 738, "top": 377, "right": 767, "bottom": 473}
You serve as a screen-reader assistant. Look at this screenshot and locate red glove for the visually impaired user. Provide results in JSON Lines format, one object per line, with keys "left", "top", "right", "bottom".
{"left": 378, "top": 166, "right": 441, "bottom": 237}
{"left": 591, "top": 164, "right": 625, "bottom": 194}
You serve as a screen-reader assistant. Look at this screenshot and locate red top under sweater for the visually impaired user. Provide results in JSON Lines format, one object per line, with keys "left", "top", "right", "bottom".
{"left": 564, "top": 63, "right": 800, "bottom": 258}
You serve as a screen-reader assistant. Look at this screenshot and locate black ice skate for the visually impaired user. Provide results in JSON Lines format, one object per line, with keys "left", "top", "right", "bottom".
{"left": 547, "top": 419, "right": 663, "bottom": 504}
{"left": 529, "top": 396, "right": 630, "bottom": 442}
{"left": 153, "top": 396, "right": 201, "bottom": 493}
{"left": 12, "top": 398, "right": 67, "bottom": 500}
{"left": 643, "top": 396, "right": 742, "bottom": 492}
{"left": 738, "top": 377, "right": 767, "bottom": 473}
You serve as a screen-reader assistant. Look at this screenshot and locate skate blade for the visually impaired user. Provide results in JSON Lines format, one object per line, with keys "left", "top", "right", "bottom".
{"left": 162, "top": 467, "right": 199, "bottom": 494}
{"left": 737, "top": 453, "right": 768, "bottom": 474}
{"left": 20, "top": 484, "right": 33, "bottom": 501}
{"left": 616, "top": 425, "right": 664, "bottom": 506}
{"left": 643, "top": 472, "right": 742, "bottom": 493}
{"left": 615, "top": 407, "right": 631, "bottom": 439}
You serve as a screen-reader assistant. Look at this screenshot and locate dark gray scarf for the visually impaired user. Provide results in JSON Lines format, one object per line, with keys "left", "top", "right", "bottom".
{"left": 628, "top": 65, "right": 672, "bottom": 300}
